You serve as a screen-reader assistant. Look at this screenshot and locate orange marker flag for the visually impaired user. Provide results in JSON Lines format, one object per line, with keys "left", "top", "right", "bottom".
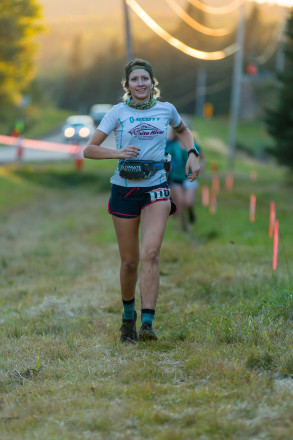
{"left": 212, "top": 174, "right": 220, "bottom": 194}
{"left": 272, "top": 219, "right": 279, "bottom": 270}
{"left": 202, "top": 186, "right": 209, "bottom": 206}
{"left": 210, "top": 192, "right": 217, "bottom": 214}
{"left": 225, "top": 173, "right": 233, "bottom": 190}
{"left": 268, "top": 201, "right": 275, "bottom": 238}
{"left": 249, "top": 194, "right": 256, "bottom": 223}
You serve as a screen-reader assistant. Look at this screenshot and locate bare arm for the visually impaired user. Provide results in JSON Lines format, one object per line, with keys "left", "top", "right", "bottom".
{"left": 83, "top": 129, "right": 140, "bottom": 160}
{"left": 174, "top": 121, "right": 200, "bottom": 181}
{"left": 174, "top": 121, "right": 194, "bottom": 152}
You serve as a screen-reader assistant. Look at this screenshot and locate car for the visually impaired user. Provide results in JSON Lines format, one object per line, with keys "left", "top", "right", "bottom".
{"left": 89, "top": 104, "right": 113, "bottom": 126}
{"left": 63, "top": 115, "right": 95, "bottom": 144}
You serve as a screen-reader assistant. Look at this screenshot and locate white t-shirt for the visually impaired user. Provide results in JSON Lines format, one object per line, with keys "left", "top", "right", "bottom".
{"left": 97, "top": 101, "right": 181, "bottom": 187}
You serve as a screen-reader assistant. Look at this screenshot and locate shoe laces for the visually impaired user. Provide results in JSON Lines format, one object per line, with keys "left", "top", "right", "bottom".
{"left": 141, "top": 322, "right": 152, "bottom": 330}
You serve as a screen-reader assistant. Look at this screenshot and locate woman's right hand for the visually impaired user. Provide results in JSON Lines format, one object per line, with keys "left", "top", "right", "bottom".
{"left": 116, "top": 145, "right": 140, "bottom": 159}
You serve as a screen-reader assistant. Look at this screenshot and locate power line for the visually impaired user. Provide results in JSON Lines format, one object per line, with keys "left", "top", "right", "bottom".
{"left": 199, "top": 76, "right": 231, "bottom": 94}
{"left": 187, "top": 0, "right": 244, "bottom": 15}
{"left": 165, "top": 0, "right": 233, "bottom": 36}
{"left": 255, "top": 23, "right": 284, "bottom": 65}
{"left": 170, "top": 77, "right": 232, "bottom": 107}
{"left": 126, "top": 0, "right": 238, "bottom": 60}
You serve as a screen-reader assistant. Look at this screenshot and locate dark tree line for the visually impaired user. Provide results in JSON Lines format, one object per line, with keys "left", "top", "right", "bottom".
{"left": 266, "top": 9, "right": 293, "bottom": 169}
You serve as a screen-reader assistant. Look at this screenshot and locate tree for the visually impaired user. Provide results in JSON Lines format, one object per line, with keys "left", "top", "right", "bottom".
{"left": 266, "top": 10, "right": 293, "bottom": 168}
{"left": 0, "top": 0, "right": 42, "bottom": 108}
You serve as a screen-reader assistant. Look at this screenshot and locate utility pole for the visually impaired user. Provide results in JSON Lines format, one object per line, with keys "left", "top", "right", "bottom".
{"left": 276, "top": 9, "right": 287, "bottom": 73}
{"left": 228, "top": 3, "right": 246, "bottom": 170}
{"left": 123, "top": 0, "right": 134, "bottom": 62}
{"left": 195, "top": 66, "right": 206, "bottom": 117}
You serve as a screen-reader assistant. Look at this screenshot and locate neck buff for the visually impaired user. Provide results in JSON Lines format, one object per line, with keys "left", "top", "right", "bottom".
{"left": 125, "top": 96, "right": 157, "bottom": 110}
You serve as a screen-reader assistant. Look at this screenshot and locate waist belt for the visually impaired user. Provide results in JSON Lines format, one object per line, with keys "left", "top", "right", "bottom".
{"left": 118, "top": 160, "right": 167, "bottom": 180}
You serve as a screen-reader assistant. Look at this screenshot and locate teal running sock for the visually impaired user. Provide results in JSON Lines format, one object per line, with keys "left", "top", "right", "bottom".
{"left": 141, "top": 309, "right": 155, "bottom": 328}
{"left": 122, "top": 298, "right": 135, "bottom": 321}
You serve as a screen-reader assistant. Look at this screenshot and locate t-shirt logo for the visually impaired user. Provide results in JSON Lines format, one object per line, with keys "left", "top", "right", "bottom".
{"left": 128, "top": 123, "right": 164, "bottom": 140}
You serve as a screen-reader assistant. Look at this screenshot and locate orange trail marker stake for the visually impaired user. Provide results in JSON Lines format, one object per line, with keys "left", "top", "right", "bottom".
{"left": 75, "top": 149, "right": 84, "bottom": 171}
{"left": 210, "top": 192, "right": 217, "bottom": 214}
{"left": 249, "top": 194, "right": 256, "bottom": 223}
{"left": 202, "top": 186, "right": 209, "bottom": 206}
{"left": 272, "top": 219, "right": 279, "bottom": 270}
{"left": 268, "top": 201, "right": 275, "bottom": 238}
{"left": 212, "top": 174, "right": 220, "bottom": 194}
{"left": 16, "top": 136, "right": 23, "bottom": 160}
{"left": 75, "top": 156, "right": 83, "bottom": 171}
{"left": 250, "top": 170, "right": 257, "bottom": 181}
{"left": 225, "top": 173, "right": 233, "bottom": 190}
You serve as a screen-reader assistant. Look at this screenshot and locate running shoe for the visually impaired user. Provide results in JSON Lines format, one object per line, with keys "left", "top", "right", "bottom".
{"left": 120, "top": 310, "right": 138, "bottom": 343}
{"left": 139, "top": 322, "right": 158, "bottom": 341}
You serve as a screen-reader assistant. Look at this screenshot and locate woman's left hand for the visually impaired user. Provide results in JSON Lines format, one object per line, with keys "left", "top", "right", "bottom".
{"left": 185, "top": 155, "right": 201, "bottom": 182}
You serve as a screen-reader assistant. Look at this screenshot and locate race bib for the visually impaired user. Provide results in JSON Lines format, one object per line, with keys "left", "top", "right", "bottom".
{"left": 148, "top": 188, "right": 170, "bottom": 202}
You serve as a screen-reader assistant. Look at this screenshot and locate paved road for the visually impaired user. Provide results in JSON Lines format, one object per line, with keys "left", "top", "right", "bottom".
{"left": 0, "top": 113, "right": 191, "bottom": 164}
{"left": 0, "top": 130, "right": 115, "bottom": 164}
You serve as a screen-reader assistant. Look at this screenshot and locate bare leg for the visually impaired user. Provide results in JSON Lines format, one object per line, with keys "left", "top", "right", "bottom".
{"left": 112, "top": 215, "right": 140, "bottom": 301}
{"left": 185, "top": 188, "right": 196, "bottom": 223}
{"left": 185, "top": 188, "right": 196, "bottom": 209}
{"left": 139, "top": 201, "right": 170, "bottom": 309}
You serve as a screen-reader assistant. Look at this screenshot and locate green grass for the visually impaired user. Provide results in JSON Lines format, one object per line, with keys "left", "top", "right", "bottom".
{"left": 0, "top": 106, "right": 72, "bottom": 140}
{"left": 23, "top": 106, "right": 73, "bottom": 138}
{"left": 0, "top": 156, "right": 293, "bottom": 439}
{"left": 191, "top": 116, "right": 274, "bottom": 157}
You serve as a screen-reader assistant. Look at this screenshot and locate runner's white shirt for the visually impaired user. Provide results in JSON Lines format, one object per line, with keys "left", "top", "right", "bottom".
{"left": 97, "top": 101, "right": 181, "bottom": 187}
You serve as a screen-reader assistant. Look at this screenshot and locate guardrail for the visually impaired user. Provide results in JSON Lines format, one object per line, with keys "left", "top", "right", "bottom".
{"left": 0, "top": 135, "right": 84, "bottom": 170}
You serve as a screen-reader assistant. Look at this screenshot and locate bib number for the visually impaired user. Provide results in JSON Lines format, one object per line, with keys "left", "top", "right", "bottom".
{"left": 148, "top": 188, "right": 170, "bottom": 202}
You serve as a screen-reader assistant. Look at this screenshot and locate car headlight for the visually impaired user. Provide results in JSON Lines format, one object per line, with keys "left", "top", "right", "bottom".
{"left": 64, "top": 127, "right": 75, "bottom": 138}
{"left": 79, "top": 127, "right": 90, "bottom": 138}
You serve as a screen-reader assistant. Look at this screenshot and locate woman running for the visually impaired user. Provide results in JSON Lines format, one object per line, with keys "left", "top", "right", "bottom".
{"left": 83, "top": 58, "right": 200, "bottom": 343}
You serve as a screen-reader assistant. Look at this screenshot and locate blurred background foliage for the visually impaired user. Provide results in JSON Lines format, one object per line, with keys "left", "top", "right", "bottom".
{"left": 0, "top": 0, "right": 43, "bottom": 117}
{"left": 36, "top": 1, "right": 284, "bottom": 117}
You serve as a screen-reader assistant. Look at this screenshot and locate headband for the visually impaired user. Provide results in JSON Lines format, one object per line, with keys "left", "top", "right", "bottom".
{"left": 125, "top": 59, "right": 153, "bottom": 79}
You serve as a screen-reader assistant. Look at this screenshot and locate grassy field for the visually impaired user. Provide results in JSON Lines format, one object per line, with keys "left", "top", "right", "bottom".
{"left": 0, "top": 152, "right": 293, "bottom": 439}
{"left": 191, "top": 116, "right": 274, "bottom": 157}
{"left": 0, "top": 106, "right": 72, "bottom": 140}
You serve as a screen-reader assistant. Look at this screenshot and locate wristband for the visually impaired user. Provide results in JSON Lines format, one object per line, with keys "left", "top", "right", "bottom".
{"left": 187, "top": 147, "right": 200, "bottom": 158}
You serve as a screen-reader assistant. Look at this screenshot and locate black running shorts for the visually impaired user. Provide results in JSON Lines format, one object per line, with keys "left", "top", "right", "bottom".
{"left": 108, "top": 182, "right": 177, "bottom": 218}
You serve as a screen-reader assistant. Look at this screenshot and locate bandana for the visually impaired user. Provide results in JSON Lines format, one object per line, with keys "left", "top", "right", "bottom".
{"left": 125, "top": 97, "right": 157, "bottom": 110}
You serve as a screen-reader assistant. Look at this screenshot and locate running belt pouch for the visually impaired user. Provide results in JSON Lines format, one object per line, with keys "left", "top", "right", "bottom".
{"left": 119, "top": 161, "right": 157, "bottom": 180}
